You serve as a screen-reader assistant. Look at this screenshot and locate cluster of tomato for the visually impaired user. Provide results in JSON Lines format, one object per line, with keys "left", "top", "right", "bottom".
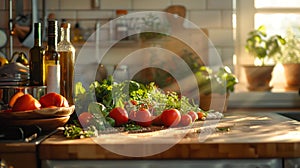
{"left": 6, "top": 92, "right": 69, "bottom": 112}
{"left": 79, "top": 100, "right": 206, "bottom": 128}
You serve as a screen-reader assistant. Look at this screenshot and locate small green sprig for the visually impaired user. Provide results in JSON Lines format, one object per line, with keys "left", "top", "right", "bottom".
{"left": 63, "top": 124, "right": 96, "bottom": 139}
{"left": 123, "top": 123, "right": 142, "bottom": 131}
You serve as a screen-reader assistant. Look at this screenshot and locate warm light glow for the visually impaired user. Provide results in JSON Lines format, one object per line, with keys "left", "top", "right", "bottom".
{"left": 270, "top": 63, "right": 286, "bottom": 91}
{"left": 267, "top": 131, "right": 300, "bottom": 141}
{"left": 255, "top": 0, "right": 300, "bottom": 8}
{"left": 233, "top": 54, "right": 237, "bottom": 65}
{"left": 255, "top": 13, "right": 300, "bottom": 37}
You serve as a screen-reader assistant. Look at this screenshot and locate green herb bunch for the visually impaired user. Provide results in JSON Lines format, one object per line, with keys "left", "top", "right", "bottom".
{"left": 278, "top": 28, "right": 300, "bottom": 64}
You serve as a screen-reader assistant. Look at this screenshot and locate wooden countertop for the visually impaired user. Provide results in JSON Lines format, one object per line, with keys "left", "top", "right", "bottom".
{"left": 39, "top": 111, "right": 300, "bottom": 160}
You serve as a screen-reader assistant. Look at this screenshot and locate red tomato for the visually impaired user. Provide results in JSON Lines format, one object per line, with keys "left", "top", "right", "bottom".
{"left": 2, "top": 109, "right": 12, "bottom": 113}
{"left": 151, "top": 115, "right": 163, "bottom": 126}
{"left": 128, "top": 110, "right": 136, "bottom": 121}
{"left": 46, "top": 105, "right": 58, "bottom": 109}
{"left": 161, "top": 109, "right": 181, "bottom": 127}
{"left": 130, "top": 100, "right": 137, "bottom": 105}
{"left": 197, "top": 111, "right": 205, "bottom": 120}
{"left": 78, "top": 112, "right": 94, "bottom": 127}
{"left": 9, "top": 91, "right": 24, "bottom": 107}
{"left": 39, "top": 92, "right": 69, "bottom": 108}
{"left": 187, "top": 111, "right": 198, "bottom": 122}
{"left": 179, "top": 114, "right": 192, "bottom": 127}
{"left": 135, "top": 108, "right": 152, "bottom": 127}
{"left": 109, "top": 107, "right": 128, "bottom": 126}
{"left": 12, "top": 94, "right": 41, "bottom": 112}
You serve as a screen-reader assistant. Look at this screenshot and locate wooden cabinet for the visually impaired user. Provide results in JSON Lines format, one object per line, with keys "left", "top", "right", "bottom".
{"left": 0, "top": 143, "right": 38, "bottom": 168}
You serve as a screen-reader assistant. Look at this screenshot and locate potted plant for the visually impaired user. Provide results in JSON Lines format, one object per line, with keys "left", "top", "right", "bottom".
{"left": 276, "top": 28, "right": 300, "bottom": 90}
{"left": 244, "top": 25, "right": 286, "bottom": 91}
{"left": 195, "top": 66, "right": 238, "bottom": 112}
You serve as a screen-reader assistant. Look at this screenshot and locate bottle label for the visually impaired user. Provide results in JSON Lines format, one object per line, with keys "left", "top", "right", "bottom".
{"left": 46, "top": 64, "right": 60, "bottom": 94}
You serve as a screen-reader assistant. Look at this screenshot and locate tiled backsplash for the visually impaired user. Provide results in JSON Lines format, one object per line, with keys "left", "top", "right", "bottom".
{"left": 0, "top": 0, "right": 234, "bottom": 68}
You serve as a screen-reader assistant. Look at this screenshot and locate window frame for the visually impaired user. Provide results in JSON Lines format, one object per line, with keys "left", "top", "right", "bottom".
{"left": 231, "top": 0, "right": 300, "bottom": 109}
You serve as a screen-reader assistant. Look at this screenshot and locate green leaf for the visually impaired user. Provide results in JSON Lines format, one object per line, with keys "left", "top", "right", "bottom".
{"left": 105, "top": 117, "right": 115, "bottom": 127}
{"left": 88, "top": 102, "right": 107, "bottom": 117}
{"left": 63, "top": 124, "right": 96, "bottom": 139}
{"left": 75, "top": 82, "right": 86, "bottom": 96}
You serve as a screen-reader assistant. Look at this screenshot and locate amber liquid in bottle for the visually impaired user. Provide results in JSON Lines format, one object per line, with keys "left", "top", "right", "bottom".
{"left": 29, "top": 22, "right": 45, "bottom": 85}
{"left": 58, "top": 22, "right": 75, "bottom": 105}
{"left": 59, "top": 51, "right": 74, "bottom": 103}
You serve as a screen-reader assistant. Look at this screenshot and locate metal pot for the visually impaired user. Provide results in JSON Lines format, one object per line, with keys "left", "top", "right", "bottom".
{"left": 0, "top": 85, "right": 46, "bottom": 110}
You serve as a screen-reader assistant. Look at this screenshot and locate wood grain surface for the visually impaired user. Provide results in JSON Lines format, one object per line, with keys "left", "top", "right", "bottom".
{"left": 39, "top": 111, "right": 300, "bottom": 159}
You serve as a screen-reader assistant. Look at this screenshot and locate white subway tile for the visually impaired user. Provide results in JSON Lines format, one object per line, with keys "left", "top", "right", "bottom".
{"left": 222, "top": 10, "right": 233, "bottom": 28}
{"left": 208, "top": 47, "right": 223, "bottom": 66}
{"left": 78, "top": 11, "right": 114, "bottom": 19}
{"left": 60, "top": 0, "right": 90, "bottom": 10}
{"left": 101, "top": 0, "right": 132, "bottom": 10}
{"left": 190, "top": 11, "right": 221, "bottom": 28}
{"left": 45, "top": 0, "right": 59, "bottom": 10}
{"left": 221, "top": 47, "right": 234, "bottom": 66}
{"left": 207, "top": 0, "right": 232, "bottom": 10}
{"left": 132, "top": 0, "right": 171, "bottom": 10}
{"left": 209, "top": 29, "right": 234, "bottom": 47}
{"left": 171, "top": 0, "right": 206, "bottom": 10}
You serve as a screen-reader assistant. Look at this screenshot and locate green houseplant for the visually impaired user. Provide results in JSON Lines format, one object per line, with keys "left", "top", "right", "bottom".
{"left": 132, "top": 48, "right": 238, "bottom": 112}
{"left": 180, "top": 50, "right": 238, "bottom": 112}
{"left": 244, "top": 25, "right": 286, "bottom": 91}
{"left": 194, "top": 66, "right": 238, "bottom": 112}
{"left": 276, "top": 28, "right": 300, "bottom": 90}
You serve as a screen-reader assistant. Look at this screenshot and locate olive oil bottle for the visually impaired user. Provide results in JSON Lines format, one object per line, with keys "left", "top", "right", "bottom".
{"left": 57, "top": 22, "right": 75, "bottom": 105}
{"left": 29, "top": 22, "right": 44, "bottom": 85}
{"left": 43, "top": 20, "right": 60, "bottom": 89}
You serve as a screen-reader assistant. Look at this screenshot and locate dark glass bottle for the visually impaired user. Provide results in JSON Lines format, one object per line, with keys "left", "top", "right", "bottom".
{"left": 43, "top": 20, "right": 60, "bottom": 86}
{"left": 29, "top": 22, "right": 44, "bottom": 85}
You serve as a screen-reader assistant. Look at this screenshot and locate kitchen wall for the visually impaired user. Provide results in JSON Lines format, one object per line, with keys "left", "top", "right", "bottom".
{"left": 0, "top": 0, "right": 234, "bottom": 69}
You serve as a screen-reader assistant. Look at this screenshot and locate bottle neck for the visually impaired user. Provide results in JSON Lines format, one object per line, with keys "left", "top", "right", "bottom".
{"left": 34, "top": 23, "right": 42, "bottom": 47}
{"left": 47, "top": 20, "right": 58, "bottom": 51}
{"left": 47, "top": 35, "right": 58, "bottom": 51}
{"left": 34, "top": 37, "right": 42, "bottom": 47}
{"left": 60, "top": 27, "right": 71, "bottom": 42}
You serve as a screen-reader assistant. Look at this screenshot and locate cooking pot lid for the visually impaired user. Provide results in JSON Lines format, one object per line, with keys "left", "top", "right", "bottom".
{"left": 0, "top": 63, "right": 29, "bottom": 84}
{"left": 0, "top": 62, "right": 28, "bottom": 75}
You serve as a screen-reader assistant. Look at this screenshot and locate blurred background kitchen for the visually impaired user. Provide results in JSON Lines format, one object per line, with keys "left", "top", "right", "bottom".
{"left": 0, "top": 0, "right": 299, "bottom": 109}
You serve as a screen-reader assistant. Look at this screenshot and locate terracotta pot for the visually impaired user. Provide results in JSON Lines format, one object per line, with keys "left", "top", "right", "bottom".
{"left": 243, "top": 65, "right": 274, "bottom": 91}
{"left": 283, "top": 63, "right": 300, "bottom": 90}
{"left": 199, "top": 93, "right": 229, "bottom": 112}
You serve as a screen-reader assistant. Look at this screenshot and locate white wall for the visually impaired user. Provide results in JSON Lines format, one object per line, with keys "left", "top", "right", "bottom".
{"left": 0, "top": 0, "right": 234, "bottom": 69}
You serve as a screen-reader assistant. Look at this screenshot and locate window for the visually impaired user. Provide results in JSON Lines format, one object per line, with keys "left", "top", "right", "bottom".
{"left": 231, "top": 0, "right": 300, "bottom": 108}
{"left": 255, "top": 0, "right": 300, "bottom": 8}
